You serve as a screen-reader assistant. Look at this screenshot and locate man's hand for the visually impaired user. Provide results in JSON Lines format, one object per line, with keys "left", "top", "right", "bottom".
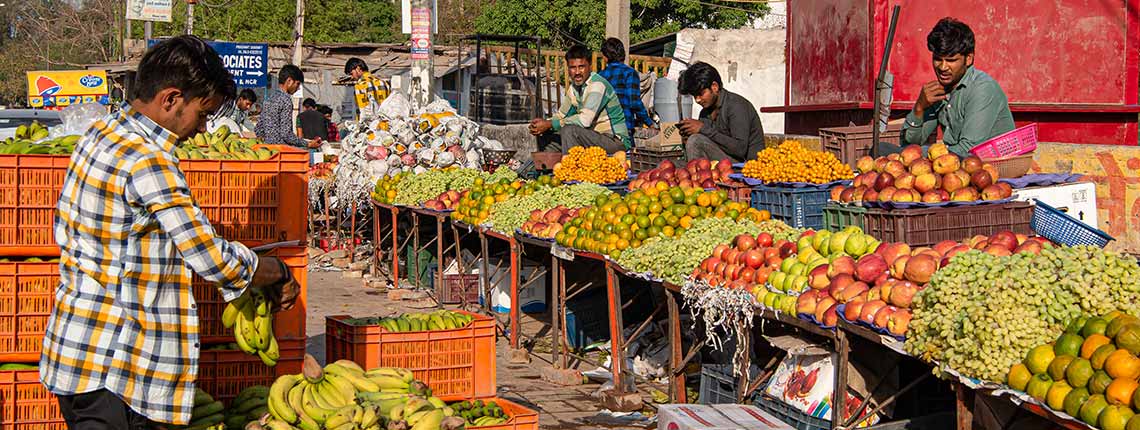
{"left": 528, "top": 118, "right": 552, "bottom": 136}
{"left": 678, "top": 119, "right": 703, "bottom": 136}
{"left": 307, "top": 137, "right": 323, "bottom": 149}
{"left": 250, "top": 256, "right": 299, "bottom": 311}
{"left": 915, "top": 81, "right": 947, "bottom": 114}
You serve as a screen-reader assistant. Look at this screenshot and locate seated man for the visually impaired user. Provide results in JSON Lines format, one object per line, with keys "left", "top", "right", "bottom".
{"left": 598, "top": 38, "right": 655, "bottom": 134}
{"left": 529, "top": 45, "right": 630, "bottom": 154}
{"left": 677, "top": 62, "right": 764, "bottom": 162}
{"left": 899, "top": 17, "right": 1015, "bottom": 157}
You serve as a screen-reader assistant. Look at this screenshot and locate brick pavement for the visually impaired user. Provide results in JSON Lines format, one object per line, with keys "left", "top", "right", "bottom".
{"left": 303, "top": 269, "right": 651, "bottom": 429}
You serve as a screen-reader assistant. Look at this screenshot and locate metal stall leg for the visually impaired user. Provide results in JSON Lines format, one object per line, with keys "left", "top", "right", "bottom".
{"left": 667, "top": 291, "right": 686, "bottom": 403}
{"left": 508, "top": 239, "right": 529, "bottom": 364}
{"left": 599, "top": 262, "right": 641, "bottom": 412}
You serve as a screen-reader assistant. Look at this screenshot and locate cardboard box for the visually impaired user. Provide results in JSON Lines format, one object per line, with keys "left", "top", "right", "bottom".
{"left": 658, "top": 404, "right": 745, "bottom": 430}
{"left": 1011, "top": 182, "right": 1098, "bottom": 228}
{"left": 713, "top": 404, "right": 795, "bottom": 430}
{"left": 639, "top": 122, "right": 684, "bottom": 150}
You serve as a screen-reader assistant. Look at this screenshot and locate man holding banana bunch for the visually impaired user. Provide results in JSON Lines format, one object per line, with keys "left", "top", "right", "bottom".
{"left": 40, "top": 35, "right": 299, "bottom": 429}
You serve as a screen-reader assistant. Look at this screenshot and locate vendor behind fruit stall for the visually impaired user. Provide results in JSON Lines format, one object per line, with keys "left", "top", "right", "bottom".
{"left": 893, "top": 17, "right": 1016, "bottom": 157}
{"left": 529, "top": 45, "right": 631, "bottom": 154}
{"left": 40, "top": 35, "right": 299, "bottom": 428}
{"left": 676, "top": 62, "right": 764, "bottom": 163}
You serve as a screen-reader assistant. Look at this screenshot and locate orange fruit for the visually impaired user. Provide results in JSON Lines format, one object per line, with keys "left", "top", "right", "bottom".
{"left": 1084, "top": 334, "right": 1114, "bottom": 359}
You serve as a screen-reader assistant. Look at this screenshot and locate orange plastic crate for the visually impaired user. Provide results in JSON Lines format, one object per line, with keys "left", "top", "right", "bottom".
{"left": 193, "top": 246, "right": 307, "bottom": 343}
{"left": 0, "top": 155, "right": 70, "bottom": 257}
{"left": 0, "top": 145, "right": 309, "bottom": 256}
{"left": 441, "top": 397, "right": 538, "bottom": 430}
{"left": 325, "top": 310, "right": 497, "bottom": 399}
{"left": 0, "top": 369, "right": 66, "bottom": 429}
{"left": 196, "top": 338, "right": 304, "bottom": 404}
{"left": 0, "top": 260, "right": 57, "bottom": 363}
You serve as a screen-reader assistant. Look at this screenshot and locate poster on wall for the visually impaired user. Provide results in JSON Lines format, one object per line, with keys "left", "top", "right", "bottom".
{"left": 26, "top": 70, "right": 110, "bottom": 108}
{"left": 410, "top": 7, "right": 432, "bottom": 60}
{"left": 126, "top": 0, "right": 173, "bottom": 22}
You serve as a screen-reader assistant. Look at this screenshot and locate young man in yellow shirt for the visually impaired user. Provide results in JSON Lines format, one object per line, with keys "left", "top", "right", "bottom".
{"left": 345, "top": 57, "right": 390, "bottom": 120}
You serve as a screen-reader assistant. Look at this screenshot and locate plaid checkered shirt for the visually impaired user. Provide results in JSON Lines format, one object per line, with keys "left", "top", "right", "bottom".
{"left": 598, "top": 61, "right": 654, "bottom": 132}
{"left": 41, "top": 103, "right": 258, "bottom": 425}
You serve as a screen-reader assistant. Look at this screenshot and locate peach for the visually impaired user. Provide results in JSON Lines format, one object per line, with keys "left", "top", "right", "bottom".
{"left": 894, "top": 172, "right": 916, "bottom": 190}
{"left": 1014, "top": 239, "right": 1044, "bottom": 255}
{"left": 860, "top": 300, "right": 888, "bottom": 324}
{"left": 904, "top": 254, "right": 938, "bottom": 284}
{"left": 900, "top": 145, "right": 924, "bottom": 166}
{"left": 851, "top": 185, "right": 869, "bottom": 202}
{"left": 995, "top": 182, "right": 1013, "bottom": 199}
{"left": 879, "top": 243, "right": 912, "bottom": 266}
{"left": 828, "top": 255, "right": 857, "bottom": 278}
{"left": 821, "top": 304, "right": 839, "bottom": 326}
{"left": 910, "top": 159, "right": 934, "bottom": 177}
{"left": 944, "top": 244, "right": 970, "bottom": 260}
{"left": 951, "top": 187, "right": 979, "bottom": 202}
{"left": 879, "top": 279, "right": 895, "bottom": 304}
{"left": 914, "top": 173, "right": 939, "bottom": 194}
{"left": 888, "top": 308, "right": 912, "bottom": 335}
{"left": 808, "top": 264, "right": 831, "bottom": 290}
{"left": 928, "top": 143, "right": 950, "bottom": 160}
{"left": 874, "top": 305, "right": 898, "bottom": 328}
{"left": 845, "top": 296, "right": 867, "bottom": 321}
{"left": 888, "top": 281, "right": 919, "bottom": 308}
{"left": 866, "top": 286, "right": 882, "bottom": 302}
{"left": 814, "top": 296, "right": 838, "bottom": 321}
{"left": 982, "top": 163, "right": 1000, "bottom": 181}
{"left": 827, "top": 185, "right": 844, "bottom": 201}
{"left": 971, "top": 171, "right": 994, "bottom": 190}
{"left": 856, "top": 156, "right": 876, "bottom": 174}
{"left": 874, "top": 272, "right": 892, "bottom": 287}
{"left": 984, "top": 245, "right": 1012, "bottom": 257}
{"left": 796, "top": 290, "right": 821, "bottom": 315}
{"left": 933, "top": 240, "right": 957, "bottom": 257}
{"left": 854, "top": 254, "right": 888, "bottom": 283}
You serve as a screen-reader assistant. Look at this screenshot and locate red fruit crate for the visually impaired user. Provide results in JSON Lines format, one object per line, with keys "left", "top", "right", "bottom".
{"left": 0, "top": 145, "right": 309, "bottom": 256}
{"left": 193, "top": 246, "right": 307, "bottom": 343}
{"left": 717, "top": 181, "right": 752, "bottom": 206}
{"left": 0, "top": 155, "right": 69, "bottom": 257}
{"left": 440, "top": 397, "right": 538, "bottom": 430}
{"left": 859, "top": 201, "right": 1035, "bottom": 247}
{"left": 0, "top": 259, "right": 57, "bottom": 362}
{"left": 324, "top": 310, "right": 496, "bottom": 399}
{"left": 196, "top": 338, "right": 304, "bottom": 404}
{"left": 0, "top": 369, "right": 66, "bottom": 429}
{"left": 438, "top": 274, "right": 480, "bottom": 305}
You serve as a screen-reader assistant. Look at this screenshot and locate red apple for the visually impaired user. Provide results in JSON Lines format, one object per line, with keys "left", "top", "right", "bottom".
{"left": 845, "top": 296, "right": 867, "bottom": 322}
{"left": 962, "top": 156, "right": 984, "bottom": 174}
{"left": 735, "top": 234, "right": 757, "bottom": 251}
{"left": 890, "top": 255, "right": 910, "bottom": 279}
{"left": 887, "top": 308, "right": 912, "bottom": 335}
{"left": 900, "top": 145, "right": 924, "bottom": 166}
{"left": 904, "top": 254, "right": 938, "bottom": 284}
{"left": 990, "top": 231, "right": 1018, "bottom": 251}
{"left": 894, "top": 172, "right": 916, "bottom": 190}
{"left": 909, "top": 159, "right": 934, "bottom": 176}
{"left": 932, "top": 154, "right": 961, "bottom": 175}
{"left": 854, "top": 254, "right": 888, "bottom": 283}
{"left": 860, "top": 300, "right": 888, "bottom": 324}
{"left": 821, "top": 304, "right": 839, "bottom": 326}
{"left": 873, "top": 305, "right": 898, "bottom": 328}
{"left": 809, "top": 264, "right": 831, "bottom": 290}
{"left": 743, "top": 249, "right": 764, "bottom": 269}
{"left": 856, "top": 156, "right": 876, "bottom": 174}
{"left": 827, "top": 255, "right": 857, "bottom": 278}
{"left": 756, "top": 232, "right": 774, "bottom": 248}
{"left": 836, "top": 281, "right": 869, "bottom": 303}
{"left": 797, "top": 290, "right": 821, "bottom": 314}
{"left": 828, "top": 274, "right": 856, "bottom": 299}
{"left": 874, "top": 172, "right": 895, "bottom": 192}
{"left": 814, "top": 296, "right": 838, "bottom": 320}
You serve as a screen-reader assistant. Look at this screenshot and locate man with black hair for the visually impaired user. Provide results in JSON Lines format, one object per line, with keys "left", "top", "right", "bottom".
{"left": 41, "top": 35, "right": 298, "bottom": 428}
{"left": 900, "top": 17, "right": 1015, "bottom": 157}
{"left": 256, "top": 64, "right": 320, "bottom": 149}
{"left": 296, "top": 97, "right": 327, "bottom": 140}
{"left": 529, "top": 45, "right": 630, "bottom": 154}
{"left": 318, "top": 105, "right": 339, "bottom": 141}
{"left": 598, "top": 37, "right": 654, "bottom": 133}
{"left": 677, "top": 61, "right": 764, "bottom": 162}
{"left": 345, "top": 57, "right": 390, "bottom": 120}
{"left": 215, "top": 88, "right": 257, "bottom": 128}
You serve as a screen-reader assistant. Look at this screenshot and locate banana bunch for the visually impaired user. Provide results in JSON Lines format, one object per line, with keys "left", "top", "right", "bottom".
{"left": 176, "top": 125, "right": 276, "bottom": 160}
{"left": 448, "top": 400, "right": 507, "bottom": 427}
{"left": 169, "top": 389, "right": 226, "bottom": 429}
{"left": 16, "top": 121, "right": 50, "bottom": 141}
{"left": 263, "top": 355, "right": 465, "bottom": 430}
{"left": 222, "top": 289, "right": 280, "bottom": 366}
{"left": 346, "top": 311, "right": 474, "bottom": 333}
{"left": 224, "top": 385, "right": 270, "bottom": 429}
{"left": 0, "top": 134, "right": 80, "bottom": 154}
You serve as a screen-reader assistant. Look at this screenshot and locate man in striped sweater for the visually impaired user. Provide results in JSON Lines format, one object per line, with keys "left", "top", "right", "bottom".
{"left": 529, "top": 45, "right": 630, "bottom": 154}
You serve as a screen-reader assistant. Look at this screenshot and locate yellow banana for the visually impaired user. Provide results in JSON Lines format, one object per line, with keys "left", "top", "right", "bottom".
{"left": 316, "top": 380, "right": 349, "bottom": 408}
{"left": 287, "top": 382, "right": 306, "bottom": 419}
{"left": 410, "top": 409, "right": 444, "bottom": 430}
{"left": 360, "top": 405, "right": 377, "bottom": 428}
{"left": 401, "top": 397, "right": 431, "bottom": 420}
{"left": 234, "top": 316, "right": 257, "bottom": 354}
{"left": 301, "top": 384, "right": 336, "bottom": 423}
{"left": 258, "top": 350, "right": 277, "bottom": 367}
{"left": 323, "top": 373, "right": 357, "bottom": 403}
{"left": 265, "top": 335, "right": 280, "bottom": 361}
{"left": 427, "top": 397, "right": 446, "bottom": 409}
{"left": 268, "top": 374, "right": 301, "bottom": 424}
{"left": 368, "top": 375, "right": 411, "bottom": 391}
{"left": 333, "top": 360, "right": 365, "bottom": 374}
{"left": 326, "top": 364, "right": 380, "bottom": 392}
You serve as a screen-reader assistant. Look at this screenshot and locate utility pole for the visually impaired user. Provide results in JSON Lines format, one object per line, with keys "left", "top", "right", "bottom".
{"left": 292, "top": 0, "right": 304, "bottom": 66}
{"left": 186, "top": 0, "right": 195, "bottom": 35}
{"left": 144, "top": 21, "right": 152, "bottom": 40}
{"left": 605, "top": 0, "right": 629, "bottom": 58}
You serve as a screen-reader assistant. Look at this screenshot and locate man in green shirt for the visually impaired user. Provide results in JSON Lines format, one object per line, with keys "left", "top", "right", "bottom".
{"left": 898, "top": 17, "right": 1016, "bottom": 157}
{"left": 529, "top": 45, "right": 630, "bottom": 154}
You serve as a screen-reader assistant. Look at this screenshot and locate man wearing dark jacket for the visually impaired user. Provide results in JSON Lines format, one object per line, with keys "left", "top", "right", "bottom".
{"left": 677, "top": 62, "right": 764, "bottom": 162}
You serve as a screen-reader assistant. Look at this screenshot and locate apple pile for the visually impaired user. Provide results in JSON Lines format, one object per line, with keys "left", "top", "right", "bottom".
{"left": 692, "top": 232, "right": 787, "bottom": 290}
{"left": 628, "top": 158, "right": 734, "bottom": 191}
{"left": 519, "top": 205, "right": 581, "bottom": 239}
{"left": 831, "top": 143, "right": 1014, "bottom": 204}
{"left": 422, "top": 189, "right": 466, "bottom": 211}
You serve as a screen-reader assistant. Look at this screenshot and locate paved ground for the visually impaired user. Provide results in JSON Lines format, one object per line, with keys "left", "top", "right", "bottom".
{"left": 302, "top": 268, "right": 652, "bottom": 429}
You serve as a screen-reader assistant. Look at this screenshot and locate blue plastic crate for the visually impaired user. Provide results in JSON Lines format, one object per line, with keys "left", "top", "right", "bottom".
{"left": 699, "top": 363, "right": 761, "bottom": 405}
{"left": 1031, "top": 200, "right": 1113, "bottom": 247}
{"left": 564, "top": 286, "right": 655, "bottom": 349}
{"left": 749, "top": 185, "right": 833, "bottom": 230}
{"left": 753, "top": 394, "right": 830, "bottom": 430}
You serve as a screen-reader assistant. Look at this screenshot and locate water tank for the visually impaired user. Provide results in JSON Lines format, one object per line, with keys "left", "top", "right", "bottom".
{"left": 653, "top": 78, "right": 693, "bottom": 122}
{"left": 470, "top": 74, "right": 537, "bottom": 125}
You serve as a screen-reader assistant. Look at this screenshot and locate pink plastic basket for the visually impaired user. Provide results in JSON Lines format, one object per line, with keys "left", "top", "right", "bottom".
{"left": 969, "top": 124, "right": 1037, "bottom": 158}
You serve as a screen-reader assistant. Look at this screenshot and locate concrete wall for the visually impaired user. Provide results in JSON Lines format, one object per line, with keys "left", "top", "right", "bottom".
{"left": 1033, "top": 142, "right": 1140, "bottom": 253}
{"left": 677, "top": 28, "right": 786, "bottom": 134}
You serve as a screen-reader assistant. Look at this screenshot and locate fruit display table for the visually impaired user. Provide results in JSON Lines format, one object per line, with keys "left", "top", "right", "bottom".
{"left": 372, "top": 200, "right": 403, "bottom": 284}
{"left": 407, "top": 206, "right": 457, "bottom": 294}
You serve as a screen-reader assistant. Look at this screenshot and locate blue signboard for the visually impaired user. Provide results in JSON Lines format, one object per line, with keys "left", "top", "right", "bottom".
{"left": 147, "top": 39, "right": 268, "bottom": 87}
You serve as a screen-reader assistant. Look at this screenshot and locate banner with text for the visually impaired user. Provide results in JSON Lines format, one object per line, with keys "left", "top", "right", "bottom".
{"left": 147, "top": 39, "right": 269, "bottom": 87}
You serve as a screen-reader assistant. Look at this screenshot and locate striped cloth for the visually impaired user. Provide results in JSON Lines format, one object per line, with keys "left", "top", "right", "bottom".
{"left": 41, "top": 103, "right": 258, "bottom": 425}
{"left": 551, "top": 72, "right": 631, "bottom": 149}
{"left": 354, "top": 71, "right": 390, "bottom": 120}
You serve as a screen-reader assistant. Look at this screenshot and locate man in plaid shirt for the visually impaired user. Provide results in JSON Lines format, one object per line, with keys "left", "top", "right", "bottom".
{"left": 597, "top": 38, "right": 654, "bottom": 133}
{"left": 41, "top": 36, "right": 298, "bottom": 428}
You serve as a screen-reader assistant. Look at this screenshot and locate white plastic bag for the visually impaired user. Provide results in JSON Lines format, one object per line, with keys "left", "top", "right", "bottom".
{"left": 55, "top": 103, "right": 106, "bottom": 137}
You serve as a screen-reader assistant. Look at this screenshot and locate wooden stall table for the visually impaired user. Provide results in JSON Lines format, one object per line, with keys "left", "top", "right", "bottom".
{"left": 371, "top": 200, "right": 404, "bottom": 283}
{"left": 407, "top": 206, "right": 457, "bottom": 297}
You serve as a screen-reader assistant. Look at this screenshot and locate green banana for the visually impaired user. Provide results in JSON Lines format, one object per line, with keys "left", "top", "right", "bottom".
{"left": 191, "top": 400, "right": 224, "bottom": 418}
{"left": 193, "top": 388, "right": 214, "bottom": 406}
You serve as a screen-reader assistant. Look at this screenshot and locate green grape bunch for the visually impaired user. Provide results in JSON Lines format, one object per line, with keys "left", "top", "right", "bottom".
{"left": 486, "top": 183, "right": 611, "bottom": 234}
{"left": 617, "top": 217, "right": 765, "bottom": 285}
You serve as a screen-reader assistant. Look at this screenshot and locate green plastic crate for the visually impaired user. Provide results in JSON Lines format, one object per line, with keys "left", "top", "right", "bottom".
{"left": 823, "top": 203, "right": 867, "bottom": 231}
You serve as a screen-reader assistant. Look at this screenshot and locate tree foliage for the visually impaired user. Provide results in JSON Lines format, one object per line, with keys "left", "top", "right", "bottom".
{"left": 474, "top": 0, "right": 767, "bottom": 49}
{"left": 148, "top": 0, "right": 401, "bottom": 44}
